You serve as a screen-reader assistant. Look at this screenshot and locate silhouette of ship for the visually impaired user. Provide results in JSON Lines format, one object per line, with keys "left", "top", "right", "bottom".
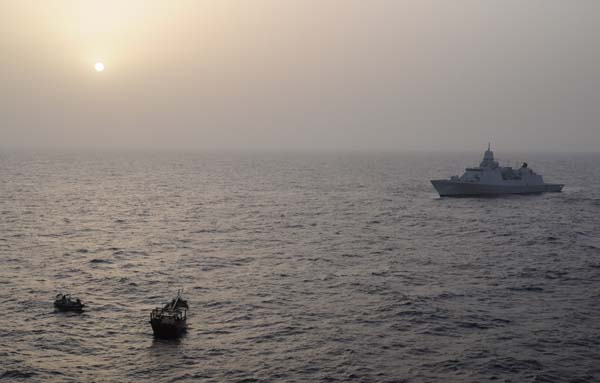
{"left": 150, "top": 290, "right": 189, "bottom": 338}
{"left": 54, "top": 293, "right": 85, "bottom": 312}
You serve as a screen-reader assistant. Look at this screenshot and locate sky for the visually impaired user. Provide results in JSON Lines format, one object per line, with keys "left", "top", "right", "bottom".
{"left": 1, "top": 0, "right": 599, "bottom": 151}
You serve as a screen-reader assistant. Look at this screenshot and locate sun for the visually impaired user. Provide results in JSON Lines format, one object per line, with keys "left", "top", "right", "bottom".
{"left": 94, "top": 62, "right": 105, "bottom": 72}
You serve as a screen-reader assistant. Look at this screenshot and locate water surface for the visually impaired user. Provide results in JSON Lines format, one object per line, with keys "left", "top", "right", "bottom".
{"left": 1, "top": 150, "right": 599, "bottom": 382}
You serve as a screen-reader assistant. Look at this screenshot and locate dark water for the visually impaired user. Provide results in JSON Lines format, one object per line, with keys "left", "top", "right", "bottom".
{"left": 1, "top": 150, "right": 600, "bottom": 382}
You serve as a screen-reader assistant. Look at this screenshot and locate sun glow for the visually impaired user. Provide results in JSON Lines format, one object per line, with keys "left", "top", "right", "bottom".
{"left": 94, "top": 62, "right": 105, "bottom": 72}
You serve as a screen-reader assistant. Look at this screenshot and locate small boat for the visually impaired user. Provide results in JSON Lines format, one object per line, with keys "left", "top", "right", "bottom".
{"left": 54, "top": 293, "right": 85, "bottom": 312}
{"left": 150, "top": 290, "right": 188, "bottom": 338}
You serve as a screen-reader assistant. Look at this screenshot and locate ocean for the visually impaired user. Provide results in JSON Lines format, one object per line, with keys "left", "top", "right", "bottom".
{"left": 1, "top": 150, "right": 599, "bottom": 382}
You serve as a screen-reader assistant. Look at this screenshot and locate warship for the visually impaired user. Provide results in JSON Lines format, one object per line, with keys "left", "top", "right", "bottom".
{"left": 431, "top": 145, "right": 563, "bottom": 197}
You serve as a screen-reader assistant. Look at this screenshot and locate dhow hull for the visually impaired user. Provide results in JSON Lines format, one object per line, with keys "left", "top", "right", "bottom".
{"left": 431, "top": 180, "right": 563, "bottom": 197}
{"left": 150, "top": 318, "right": 187, "bottom": 338}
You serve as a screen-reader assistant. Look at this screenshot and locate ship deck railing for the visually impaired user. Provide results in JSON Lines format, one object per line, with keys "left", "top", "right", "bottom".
{"left": 150, "top": 307, "right": 187, "bottom": 321}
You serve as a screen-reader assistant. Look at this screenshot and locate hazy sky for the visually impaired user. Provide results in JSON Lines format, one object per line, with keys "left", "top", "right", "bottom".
{"left": 1, "top": 0, "right": 599, "bottom": 151}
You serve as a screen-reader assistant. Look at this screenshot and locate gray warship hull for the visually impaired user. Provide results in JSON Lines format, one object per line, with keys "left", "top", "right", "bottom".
{"left": 431, "top": 180, "right": 563, "bottom": 197}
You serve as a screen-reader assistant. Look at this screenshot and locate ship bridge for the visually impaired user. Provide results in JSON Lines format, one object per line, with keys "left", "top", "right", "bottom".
{"left": 479, "top": 143, "right": 499, "bottom": 169}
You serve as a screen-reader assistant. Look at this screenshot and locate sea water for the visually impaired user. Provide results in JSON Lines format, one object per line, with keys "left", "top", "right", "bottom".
{"left": 1, "top": 150, "right": 599, "bottom": 382}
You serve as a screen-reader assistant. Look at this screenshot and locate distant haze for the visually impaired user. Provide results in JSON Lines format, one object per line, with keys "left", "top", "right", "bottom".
{"left": 1, "top": 0, "right": 599, "bottom": 151}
